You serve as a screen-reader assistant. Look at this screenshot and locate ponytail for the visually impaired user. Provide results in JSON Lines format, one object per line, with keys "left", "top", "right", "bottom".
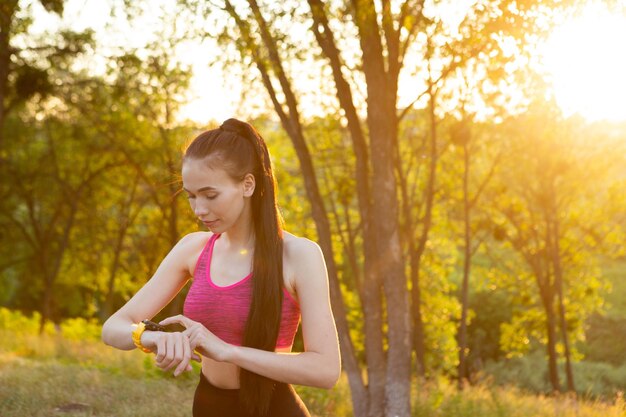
{"left": 185, "top": 119, "right": 284, "bottom": 416}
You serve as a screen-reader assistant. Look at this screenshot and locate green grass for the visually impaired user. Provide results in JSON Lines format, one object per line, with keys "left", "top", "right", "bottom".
{"left": 1, "top": 311, "right": 625, "bottom": 417}
{"left": 0, "top": 356, "right": 196, "bottom": 417}
{"left": 0, "top": 328, "right": 347, "bottom": 417}
{"left": 411, "top": 378, "right": 626, "bottom": 417}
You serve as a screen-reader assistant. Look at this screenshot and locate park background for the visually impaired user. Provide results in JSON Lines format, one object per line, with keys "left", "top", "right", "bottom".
{"left": 1, "top": 0, "right": 626, "bottom": 416}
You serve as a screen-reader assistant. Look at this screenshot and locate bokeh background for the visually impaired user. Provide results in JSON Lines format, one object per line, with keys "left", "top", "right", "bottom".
{"left": 1, "top": 0, "right": 626, "bottom": 416}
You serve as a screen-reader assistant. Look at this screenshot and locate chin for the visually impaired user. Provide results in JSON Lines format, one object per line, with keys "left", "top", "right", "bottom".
{"left": 207, "top": 224, "right": 226, "bottom": 234}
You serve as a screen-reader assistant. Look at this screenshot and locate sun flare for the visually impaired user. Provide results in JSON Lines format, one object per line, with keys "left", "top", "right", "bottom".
{"left": 541, "top": 4, "right": 626, "bottom": 121}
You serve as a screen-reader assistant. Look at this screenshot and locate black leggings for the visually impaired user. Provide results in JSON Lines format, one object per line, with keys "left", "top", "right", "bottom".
{"left": 192, "top": 371, "right": 311, "bottom": 417}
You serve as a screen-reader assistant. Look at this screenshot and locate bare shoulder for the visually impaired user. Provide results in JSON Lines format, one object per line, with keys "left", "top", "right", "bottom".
{"left": 180, "top": 230, "right": 213, "bottom": 246}
{"left": 283, "top": 231, "right": 324, "bottom": 265}
{"left": 282, "top": 231, "right": 327, "bottom": 295}
{"left": 177, "top": 231, "right": 213, "bottom": 275}
{"left": 176, "top": 231, "right": 212, "bottom": 252}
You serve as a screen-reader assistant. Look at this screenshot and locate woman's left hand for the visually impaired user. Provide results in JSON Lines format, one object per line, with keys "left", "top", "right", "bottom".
{"left": 159, "top": 315, "right": 232, "bottom": 362}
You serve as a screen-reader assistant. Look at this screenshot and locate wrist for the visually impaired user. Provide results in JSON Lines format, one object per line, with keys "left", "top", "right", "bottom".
{"left": 223, "top": 343, "right": 238, "bottom": 363}
{"left": 140, "top": 330, "right": 159, "bottom": 350}
{"left": 131, "top": 322, "right": 152, "bottom": 353}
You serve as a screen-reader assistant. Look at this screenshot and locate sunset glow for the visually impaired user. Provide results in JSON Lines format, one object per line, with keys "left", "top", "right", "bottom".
{"left": 541, "top": 4, "right": 626, "bottom": 121}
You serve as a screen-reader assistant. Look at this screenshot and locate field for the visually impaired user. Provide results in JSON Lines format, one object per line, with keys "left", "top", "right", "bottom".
{"left": 0, "top": 323, "right": 624, "bottom": 417}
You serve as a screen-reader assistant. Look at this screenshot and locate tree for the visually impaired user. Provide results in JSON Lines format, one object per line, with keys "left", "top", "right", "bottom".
{"left": 180, "top": 0, "right": 579, "bottom": 414}
{"left": 0, "top": 0, "right": 91, "bottom": 152}
{"left": 491, "top": 101, "right": 615, "bottom": 392}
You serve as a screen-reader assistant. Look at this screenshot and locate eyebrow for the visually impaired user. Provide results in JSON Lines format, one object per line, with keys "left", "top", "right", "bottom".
{"left": 182, "top": 186, "right": 217, "bottom": 193}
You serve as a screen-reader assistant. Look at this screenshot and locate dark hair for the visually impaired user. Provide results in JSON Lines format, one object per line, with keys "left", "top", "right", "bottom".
{"left": 184, "top": 118, "right": 284, "bottom": 416}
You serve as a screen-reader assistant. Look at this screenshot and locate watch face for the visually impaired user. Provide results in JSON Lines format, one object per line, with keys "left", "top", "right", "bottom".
{"left": 142, "top": 320, "right": 166, "bottom": 332}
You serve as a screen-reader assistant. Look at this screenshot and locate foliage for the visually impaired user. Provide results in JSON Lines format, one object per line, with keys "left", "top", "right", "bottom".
{"left": 0, "top": 308, "right": 56, "bottom": 336}
{"left": 483, "top": 350, "right": 626, "bottom": 400}
{"left": 1, "top": 1, "right": 626, "bottom": 414}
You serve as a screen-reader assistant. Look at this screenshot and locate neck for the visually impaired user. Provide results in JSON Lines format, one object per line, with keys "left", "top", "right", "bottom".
{"left": 222, "top": 205, "right": 255, "bottom": 250}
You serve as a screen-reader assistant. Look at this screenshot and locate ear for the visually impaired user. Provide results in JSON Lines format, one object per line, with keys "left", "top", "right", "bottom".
{"left": 242, "top": 173, "right": 256, "bottom": 197}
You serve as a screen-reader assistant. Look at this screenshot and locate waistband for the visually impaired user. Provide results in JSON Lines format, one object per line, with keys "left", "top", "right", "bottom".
{"left": 198, "top": 371, "right": 285, "bottom": 395}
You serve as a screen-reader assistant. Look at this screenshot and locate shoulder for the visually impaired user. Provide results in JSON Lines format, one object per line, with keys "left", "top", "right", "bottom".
{"left": 173, "top": 231, "right": 213, "bottom": 253}
{"left": 283, "top": 231, "right": 327, "bottom": 292}
{"left": 175, "top": 232, "right": 213, "bottom": 275}
{"left": 179, "top": 231, "right": 213, "bottom": 247}
{"left": 283, "top": 231, "right": 324, "bottom": 264}
{"left": 283, "top": 232, "right": 332, "bottom": 322}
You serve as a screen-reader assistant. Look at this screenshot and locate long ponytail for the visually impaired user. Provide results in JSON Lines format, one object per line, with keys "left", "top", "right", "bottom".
{"left": 184, "top": 119, "right": 284, "bottom": 416}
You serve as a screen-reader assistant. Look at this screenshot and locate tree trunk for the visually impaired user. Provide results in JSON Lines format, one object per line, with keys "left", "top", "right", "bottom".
{"left": 39, "top": 195, "right": 80, "bottom": 334}
{"left": 101, "top": 174, "right": 141, "bottom": 321}
{"left": 102, "top": 225, "right": 126, "bottom": 321}
{"left": 551, "top": 215, "right": 575, "bottom": 392}
{"left": 542, "top": 290, "right": 561, "bottom": 393}
{"left": 39, "top": 263, "right": 53, "bottom": 334}
{"left": 412, "top": 78, "right": 438, "bottom": 377}
{"left": 306, "top": 2, "right": 385, "bottom": 415}
{"left": 368, "top": 111, "right": 411, "bottom": 417}
{"left": 352, "top": 2, "right": 412, "bottom": 410}
{"left": 458, "top": 139, "right": 471, "bottom": 388}
{"left": 0, "top": 1, "right": 18, "bottom": 152}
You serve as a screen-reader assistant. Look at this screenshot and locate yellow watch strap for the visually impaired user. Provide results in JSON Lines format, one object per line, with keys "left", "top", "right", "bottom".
{"left": 131, "top": 322, "right": 152, "bottom": 353}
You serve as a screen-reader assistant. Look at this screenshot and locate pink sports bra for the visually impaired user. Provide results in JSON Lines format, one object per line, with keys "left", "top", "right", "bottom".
{"left": 183, "top": 233, "right": 301, "bottom": 349}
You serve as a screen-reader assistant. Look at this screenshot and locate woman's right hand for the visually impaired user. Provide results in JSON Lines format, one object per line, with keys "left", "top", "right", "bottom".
{"left": 141, "top": 331, "right": 202, "bottom": 377}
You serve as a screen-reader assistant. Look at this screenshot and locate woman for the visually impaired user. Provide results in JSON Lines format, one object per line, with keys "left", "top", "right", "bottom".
{"left": 101, "top": 118, "right": 341, "bottom": 417}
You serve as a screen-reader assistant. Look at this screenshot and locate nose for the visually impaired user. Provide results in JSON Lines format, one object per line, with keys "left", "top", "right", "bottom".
{"left": 192, "top": 199, "right": 210, "bottom": 218}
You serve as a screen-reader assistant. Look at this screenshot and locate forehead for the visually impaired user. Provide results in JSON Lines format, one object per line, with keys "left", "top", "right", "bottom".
{"left": 181, "top": 159, "right": 236, "bottom": 191}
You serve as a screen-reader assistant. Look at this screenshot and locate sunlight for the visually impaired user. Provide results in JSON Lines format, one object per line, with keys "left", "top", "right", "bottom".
{"left": 541, "top": 3, "right": 626, "bottom": 121}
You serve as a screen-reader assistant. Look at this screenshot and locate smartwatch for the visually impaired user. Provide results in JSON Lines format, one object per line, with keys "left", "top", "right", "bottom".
{"left": 141, "top": 319, "right": 167, "bottom": 332}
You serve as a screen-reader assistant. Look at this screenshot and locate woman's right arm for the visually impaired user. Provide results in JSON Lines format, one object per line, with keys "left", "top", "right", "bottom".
{"left": 101, "top": 232, "right": 206, "bottom": 350}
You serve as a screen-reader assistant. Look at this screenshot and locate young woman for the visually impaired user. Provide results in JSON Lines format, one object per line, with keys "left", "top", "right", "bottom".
{"left": 101, "top": 118, "right": 341, "bottom": 417}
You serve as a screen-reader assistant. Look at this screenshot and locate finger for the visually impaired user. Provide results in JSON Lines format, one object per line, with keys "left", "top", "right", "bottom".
{"left": 159, "top": 314, "right": 193, "bottom": 328}
{"left": 155, "top": 333, "right": 166, "bottom": 363}
{"left": 157, "top": 334, "right": 176, "bottom": 370}
{"left": 177, "top": 335, "right": 191, "bottom": 374}
{"left": 174, "top": 337, "right": 191, "bottom": 377}
{"left": 164, "top": 335, "right": 183, "bottom": 372}
{"left": 155, "top": 338, "right": 168, "bottom": 369}
{"left": 188, "top": 332, "right": 197, "bottom": 350}
{"left": 182, "top": 322, "right": 202, "bottom": 338}
{"left": 188, "top": 335, "right": 203, "bottom": 360}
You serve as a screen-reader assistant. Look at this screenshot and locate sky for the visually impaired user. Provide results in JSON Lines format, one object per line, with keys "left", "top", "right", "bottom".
{"left": 539, "top": 2, "right": 626, "bottom": 121}
{"left": 23, "top": 0, "right": 237, "bottom": 124}
{"left": 20, "top": 0, "right": 626, "bottom": 124}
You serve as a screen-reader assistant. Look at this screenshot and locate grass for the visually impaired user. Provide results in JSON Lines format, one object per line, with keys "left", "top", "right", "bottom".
{"left": 0, "top": 328, "right": 348, "bottom": 417}
{"left": 1, "top": 313, "right": 625, "bottom": 417}
{"left": 2, "top": 354, "right": 623, "bottom": 417}
{"left": 411, "top": 377, "right": 625, "bottom": 417}
{"left": 0, "top": 355, "right": 196, "bottom": 417}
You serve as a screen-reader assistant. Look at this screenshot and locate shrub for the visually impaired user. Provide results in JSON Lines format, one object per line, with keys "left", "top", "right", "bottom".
{"left": 483, "top": 349, "right": 626, "bottom": 399}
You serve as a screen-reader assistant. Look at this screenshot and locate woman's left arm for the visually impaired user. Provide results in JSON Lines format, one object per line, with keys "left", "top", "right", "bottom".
{"left": 227, "top": 239, "right": 341, "bottom": 389}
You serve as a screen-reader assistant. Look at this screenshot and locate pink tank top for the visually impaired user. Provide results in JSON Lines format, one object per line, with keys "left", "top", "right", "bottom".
{"left": 183, "top": 233, "right": 301, "bottom": 349}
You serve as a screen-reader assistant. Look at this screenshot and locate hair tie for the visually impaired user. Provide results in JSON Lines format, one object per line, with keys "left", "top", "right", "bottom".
{"left": 219, "top": 119, "right": 266, "bottom": 165}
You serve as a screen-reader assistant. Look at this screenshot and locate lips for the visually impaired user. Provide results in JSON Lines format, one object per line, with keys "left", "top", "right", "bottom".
{"left": 202, "top": 220, "right": 218, "bottom": 228}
